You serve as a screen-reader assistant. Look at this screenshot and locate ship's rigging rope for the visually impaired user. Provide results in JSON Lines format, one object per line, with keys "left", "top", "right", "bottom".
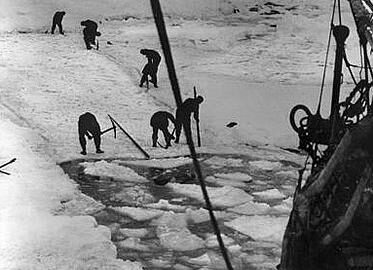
{"left": 149, "top": 1, "right": 234, "bottom": 269}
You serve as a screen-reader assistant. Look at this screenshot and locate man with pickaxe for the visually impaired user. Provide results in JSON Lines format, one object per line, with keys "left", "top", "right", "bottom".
{"left": 150, "top": 111, "right": 175, "bottom": 148}
{"left": 78, "top": 112, "right": 116, "bottom": 155}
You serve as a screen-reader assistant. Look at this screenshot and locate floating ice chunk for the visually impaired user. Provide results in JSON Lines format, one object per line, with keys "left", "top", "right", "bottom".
{"left": 205, "top": 233, "right": 235, "bottom": 248}
{"left": 110, "top": 206, "right": 165, "bottom": 221}
{"left": 204, "top": 156, "right": 243, "bottom": 168}
{"left": 117, "top": 237, "right": 150, "bottom": 251}
{"left": 205, "top": 176, "right": 248, "bottom": 188}
{"left": 145, "top": 199, "right": 186, "bottom": 212}
{"left": 275, "top": 170, "right": 299, "bottom": 179}
{"left": 228, "top": 201, "right": 270, "bottom": 215}
{"left": 225, "top": 215, "right": 288, "bottom": 243}
{"left": 185, "top": 208, "right": 235, "bottom": 224}
{"left": 168, "top": 183, "right": 253, "bottom": 208}
{"left": 271, "top": 197, "right": 293, "bottom": 214}
{"left": 249, "top": 160, "right": 282, "bottom": 171}
{"left": 214, "top": 172, "right": 253, "bottom": 182}
{"left": 81, "top": 160, "right": 148, "bottom": 183}
{"left": 253, "top": 188, "right": 286, "bottom": 200}
{"left": 152, "top": 212, "right": 187, "bottom": 230}
{"left": 110, "top": 186, "right": 155, "bottom": 205}
{"left": 119, "top": 228, "right": 148, "bottom": 238}
{"left": 188, "top": 253, "right": 211, "bottom": 266}
{"left": 114, "top": 157, "right": 192, "bottom": 168}
{"left": 158, "top": 227, "right": 205, "bottom": 251}
{"left": 53, "top": 193, "right": 105, "bottom": 215}
{"left": 150, "top": 258, "right": 173, "bottom": 268}
{"left": 174, "top": 263, "right": 192, "bottom": 270}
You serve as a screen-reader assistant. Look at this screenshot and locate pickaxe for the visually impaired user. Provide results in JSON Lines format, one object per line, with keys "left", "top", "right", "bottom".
{"left": 0, "top": 158, "right": 16, "bottom": 175}
{"left": 100, "top": 117, "right": 117, "bottom": 138}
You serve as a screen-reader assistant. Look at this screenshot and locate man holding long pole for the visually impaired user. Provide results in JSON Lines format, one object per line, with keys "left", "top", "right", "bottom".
{"left": 174, "top": 94, "right": 204, "bottom": 145}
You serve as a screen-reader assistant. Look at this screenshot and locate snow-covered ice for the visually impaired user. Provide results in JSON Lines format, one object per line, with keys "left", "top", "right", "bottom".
{"left": 168, "top": 183, "right": 254, "bottom": 208}
{"left": 81, "top": 160, "right": 148, "bottom": 183}
{"left": 225, "top": 215, "right": 289, "bottom": 243}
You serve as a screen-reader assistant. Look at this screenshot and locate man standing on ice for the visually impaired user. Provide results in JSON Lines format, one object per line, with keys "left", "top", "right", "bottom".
{"left": 139, "top": 49, "right": 161, "bottom": 88}
{"left": 80, "top": 20, "right": 101, "bottom": 50}
{"left": 150, "top": 111, "right": 175, "bottom": 148}
{"left": 175, "top": 96, "right": 204, "bottom": 144}
{"left": 51, "top": 11, "right": 66, "bottom": 35}
{"left": 78, "top": 112, "right": 104, "bottom": 155}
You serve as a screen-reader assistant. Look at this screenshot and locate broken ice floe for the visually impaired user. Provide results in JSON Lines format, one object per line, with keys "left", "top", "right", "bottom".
{"left": 249, "top": 160, "right": 282, "bottom": 171}
{"left": 225, "top": 215, "right": 288, "bottom": 243}
{"left": 252, "top": 188, "right": 286, "bottom": 200}
{"left": 168, "top": 183, "right": 253, "bottom": 208}
{"left": 113, "top": 157, "right": 192, "bottom": 168}
{"left": 205, "top": 172, "right": 253, "bottom": 187}
{"left": 117, "top": 237, "right": 150, "bottom": 251}
{"left": 204, "top": 233, "right": 235, "bottom": 248}
{"left": 119, "top": 228, "right": 149, "bottom": 238}
{"left": 204, "top": 156, "right": 244, "bottom": 168}
{"left": 81, "top": 160, "right": 148, "bottom": 183}
{"left": 110, "top": 186, "right": 155, "bottom": 205}
{"left": 145, "top": 199, "right": 187, "bottom": 212}
{"left": 227, "top": 201, "right": 270, "bottom": 215}
{"left": 109, "top": 206, "right": 165, "bottom": 221}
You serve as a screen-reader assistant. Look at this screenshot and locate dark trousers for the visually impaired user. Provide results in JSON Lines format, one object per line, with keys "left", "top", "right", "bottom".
{"left": 140, "top": 73, "right": 149, "bottom": 88}
{"left": 152, "top": 126, "right": 173, "bottom": 147}
{"left": 83, "top": 29, "right": 96, "bottom": 50}
{"left": 51, "top": 22, "right": 63, "bottom": 34}
{"left": 78, "top": 116, "right": 101, "bottom": 152}
{"left": 175, "top": 114, "right": 191, "bottom": 143}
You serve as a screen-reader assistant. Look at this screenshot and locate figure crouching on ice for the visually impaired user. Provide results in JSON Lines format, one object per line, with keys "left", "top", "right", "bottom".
{"left": 150, "top": 111, "right": 175, "bottom": 148}
{"left": 80, "top": 20, "right": 101, "bottom": 50}
{"left": 175, "top": 96, "right": 204, "bottom": 143}
{"left": 78, "top": 112, "right": 104, "bottom": 155}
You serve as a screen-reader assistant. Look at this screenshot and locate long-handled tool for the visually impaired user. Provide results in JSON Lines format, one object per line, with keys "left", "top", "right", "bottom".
{"left": 193, "top": 86, "right": 201, "bottom": 147}
{"left": 157, "top": 127, "right": 176, "bottom": 149}
{"left": 108, "top": 114, "right": 150, "bottom": 159}
{"left": 0, "top": 158, "right": 16, "bottom": 175}
{"left": 100, "top": 116, "right": 117, "bottom": 138}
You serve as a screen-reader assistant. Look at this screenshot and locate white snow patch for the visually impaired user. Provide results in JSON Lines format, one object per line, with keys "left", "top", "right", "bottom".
{"left": 249, "top": 160, "right": 283, "bottom": 171}
{"left": 168, "top": 183, "right": 253, "bottom": 208}
{"left": 114, "top": 156, "right": 192, "bottom": 168}
{"left": 228, "top": 201, "right": 270, "bottom": 216}
{"left": 81, "top": 160, "right": 148, "bottom": 183}
{"left": 110, "top": 206, "right": 165, "bottom": 221}
{"left": 225, "top": 216, "right": 289, "bottom": 243}
{"left": 53, "top": 193, "right": 105, "bottom": 216}
{"left": 253, "top": 188, "right": 286, "bottom": 200}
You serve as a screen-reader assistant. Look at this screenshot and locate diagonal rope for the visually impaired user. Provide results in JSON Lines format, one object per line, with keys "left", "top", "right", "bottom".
{"left": 149, "top": 1, "right": 234, "bottom": 269}
{"left": 317, "top": 0, "right": 338, "bottom": 114}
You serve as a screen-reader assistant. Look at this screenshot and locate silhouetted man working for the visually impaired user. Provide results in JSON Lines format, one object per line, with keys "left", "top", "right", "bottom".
{"left": 51, "top": 11, "right": 66, "bottom": 35}
{"left": 175, "top": 96, "right": 204, "bottom": 143}
{"left": 81, "top": 20, "right": 101, "bottom": 50}
{"left": 78, "top": 112, "right": 104, "bottom": 155}
{"left": 150, "top": 111, "right": 175, "bottom": 148}
{"left": 140, "top": 49, "right": 161, "bottom": 88}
